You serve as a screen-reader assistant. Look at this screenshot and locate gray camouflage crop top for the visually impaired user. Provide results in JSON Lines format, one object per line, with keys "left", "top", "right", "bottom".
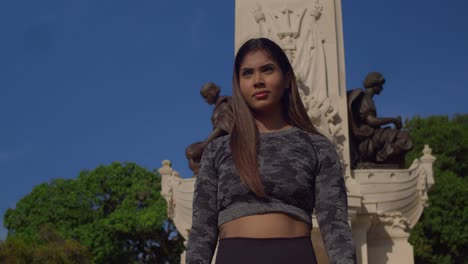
{"left": 186, "top": 126, "right": 356, "bottom": 264}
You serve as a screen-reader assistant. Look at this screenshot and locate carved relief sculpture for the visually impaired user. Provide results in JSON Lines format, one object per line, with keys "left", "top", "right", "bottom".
{"left": 294, "top": 0, "right": 328, "bottom": 104}
{"left": 251, "top": 1, "right": 345, "bottom": 155}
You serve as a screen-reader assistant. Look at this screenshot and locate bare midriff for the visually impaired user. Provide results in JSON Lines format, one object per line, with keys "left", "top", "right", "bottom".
{"left": 218, "top": 213, "right": 311, "bottom": 239}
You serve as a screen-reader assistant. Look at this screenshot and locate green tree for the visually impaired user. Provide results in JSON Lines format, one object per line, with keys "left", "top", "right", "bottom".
{"left": 406, "top": 115, "right": 468, "bottom": 264}
{"left": 0, "top": 224, "right": 92, "bottom": 263}
{"left": 3, "top": 162, "right": 185, "bottom": 263}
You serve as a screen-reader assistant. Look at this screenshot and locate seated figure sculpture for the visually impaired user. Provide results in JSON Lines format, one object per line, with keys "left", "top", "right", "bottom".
{"left": 347, "top": 72, "right": 413, "bottom": 168}
{"left": 185, "top": 82, "right": 234, "bottom": 176}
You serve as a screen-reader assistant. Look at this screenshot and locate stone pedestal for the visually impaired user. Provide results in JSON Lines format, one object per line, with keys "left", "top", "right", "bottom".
{"left": 368, "top": 234, "right": 415, "bottom": 264}
{"left": 349, "top": 145, "right": 436, "bottom": 263}
{"left": 366, "top": 212, "right": 414, "bottom": 264}
{"left": 160, "top": 145, "right": 435, "bottom": 264}
{"left": 159, "top": 160, "right": 196, "bottom": 264}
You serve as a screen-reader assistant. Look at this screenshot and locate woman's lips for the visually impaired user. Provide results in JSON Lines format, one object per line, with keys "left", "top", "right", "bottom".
{"left": 253, "top": 91, "right": 269, "bottom": 99}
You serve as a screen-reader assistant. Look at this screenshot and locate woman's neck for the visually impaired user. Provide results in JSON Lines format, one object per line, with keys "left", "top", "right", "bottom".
{"left": 253, "top": 108, "right": 291, "bottom": 133}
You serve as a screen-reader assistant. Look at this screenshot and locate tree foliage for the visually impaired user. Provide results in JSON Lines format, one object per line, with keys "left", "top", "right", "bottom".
{"left": 0, "top": 224, "right": 92, "bottom": 263}
{"left": 406, "top": 114, "right": 468, "bottom": 264}
{"left": 3, "top": 162, "right": 185, "bottom": 263}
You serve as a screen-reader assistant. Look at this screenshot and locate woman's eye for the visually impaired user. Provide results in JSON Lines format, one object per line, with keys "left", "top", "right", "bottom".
{"left": 263, "top": 66, "right": 274, "bottom": 73}
{"left": 241, "top": 70, "right": 253, "bottom": 77}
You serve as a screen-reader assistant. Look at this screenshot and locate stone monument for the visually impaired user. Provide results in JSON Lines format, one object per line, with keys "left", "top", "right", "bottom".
{"left": 236, "top": 1, "right": 363, "bottom": 261}
{"left": 159, "top": 1, "right": 436, "bottom": 263}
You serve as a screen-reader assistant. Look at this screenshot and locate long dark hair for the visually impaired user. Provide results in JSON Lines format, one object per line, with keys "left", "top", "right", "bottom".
{"left": 230, "top": 38, "right": 320, "bottom": 197}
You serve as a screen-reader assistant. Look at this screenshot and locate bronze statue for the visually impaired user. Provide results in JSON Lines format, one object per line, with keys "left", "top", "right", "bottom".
{"left": 200, "top": 82, "right": 234, "bottom": 143}
{"left": 347, "top": 72, "right": 413, "bottom": 169}
{"left": 185, "top": 82, "right": 234, "bottom": 176}
{"left": 185, "top": 141, "right": 205, "bottom": 177}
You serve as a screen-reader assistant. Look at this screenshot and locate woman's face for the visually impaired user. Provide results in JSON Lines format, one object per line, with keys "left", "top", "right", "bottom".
{"left": 238, "top": 49, "right": 288, "bottom": 114}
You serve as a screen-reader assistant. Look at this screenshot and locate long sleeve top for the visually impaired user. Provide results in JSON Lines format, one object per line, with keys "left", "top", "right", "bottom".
{"left": 186, "top": 126, "right": 356, "bottom": 264}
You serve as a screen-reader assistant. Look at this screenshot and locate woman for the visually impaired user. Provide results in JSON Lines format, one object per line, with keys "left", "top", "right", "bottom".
{"left": 186, "top": 38, "right": 356, "bottom": 264}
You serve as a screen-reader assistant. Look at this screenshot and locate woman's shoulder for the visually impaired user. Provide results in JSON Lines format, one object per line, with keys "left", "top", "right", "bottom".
{"left": 296, "top": 128, "right": 331, "bottom": 144}
{"left": 205, "top": 134, "right": 231, "bottom": 154}
{"left": 295, "top": 129, "right": 339, "bottom": 154}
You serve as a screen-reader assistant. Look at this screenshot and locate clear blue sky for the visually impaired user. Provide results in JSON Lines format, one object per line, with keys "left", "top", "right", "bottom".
{"left": 1, "top": 0, "right": 467, "bottom": 240}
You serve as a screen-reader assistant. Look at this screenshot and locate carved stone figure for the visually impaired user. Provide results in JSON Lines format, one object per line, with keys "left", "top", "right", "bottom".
{"left": 200, "top": 82, "right": 234, "bottom": 144}
{"left": 185, "top": 83, "right": 234, "bottom": 176}
{"left": 347, "top": 72, "right": 413, "bottom": 168}
{"left": 251, "top": 2, "right": 345, "bottom": 151}
{"left": 293, "top": 0, "right": 328, "bottom": 106}
{"left": 251, "top": 4, "right": 306, "bottom": 62}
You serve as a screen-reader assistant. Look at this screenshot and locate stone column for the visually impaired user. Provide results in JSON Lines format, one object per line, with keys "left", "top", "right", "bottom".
{"left": 235, "top": 0, "right": 361, "bottom": 194}
{"left": 367, "top": 212, "right": 414, "bottom": 264}
{"left": 351, "top": 215, "right": 372, "bottom": 264}
{"left": 159, "top": 160, "right": 196, "bottom": 264}
{"left": 235, "top": 0, "right": 363, "bottom": 258}
{"left": 236, "top": 0, "right": 345, "bottom": 164}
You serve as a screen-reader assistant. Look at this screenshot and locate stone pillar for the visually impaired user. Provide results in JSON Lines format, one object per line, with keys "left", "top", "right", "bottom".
{"left": 236, "top": 0, "right": 346, "bottom": 163}
{"left": 159, "top": 160, "right": 196, "bottom": 264}
{"left": 351, "top": 215, "right": 372, "bottom": 264}
{"left": 235, "top": 0, "right": 363, "bottom": 258}
{"left": 367, "top": 212, "right": 414, "bottom": 264}
{"left": 235, "top": 0, "right": 362, "bottom": 193}
{"left": 235, "top": 0, "right": 362, "bottom": 263}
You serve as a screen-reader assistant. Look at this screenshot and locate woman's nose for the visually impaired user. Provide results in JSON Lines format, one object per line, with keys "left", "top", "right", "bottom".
{"left": 254, "top": 73, "right": 265, "bottom": 88}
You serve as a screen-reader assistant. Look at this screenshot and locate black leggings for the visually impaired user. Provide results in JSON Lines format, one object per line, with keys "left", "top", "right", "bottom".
{"left": 215, "top": 236, "right": 317, "bottom": 264}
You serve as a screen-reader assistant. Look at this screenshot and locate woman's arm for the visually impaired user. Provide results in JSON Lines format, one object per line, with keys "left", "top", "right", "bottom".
{"left": 314, "top": 138, "right": 356, "bottom": 264}
{"left": 186, "top": 142, "right": 219, "bottom": 264}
